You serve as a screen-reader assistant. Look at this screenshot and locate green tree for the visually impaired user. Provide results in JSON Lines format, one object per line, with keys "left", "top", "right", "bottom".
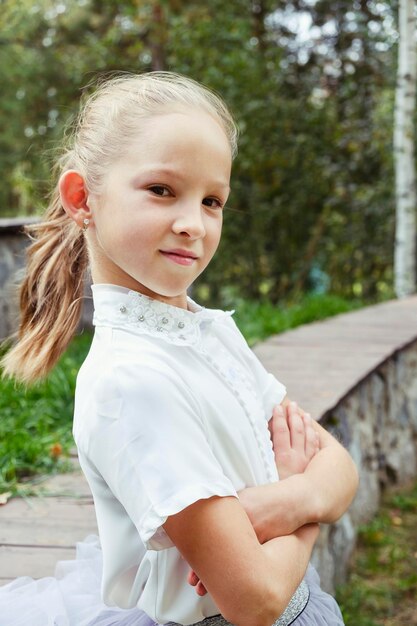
{"left": 0, "top": 0, "right": 400, "bottom": 303}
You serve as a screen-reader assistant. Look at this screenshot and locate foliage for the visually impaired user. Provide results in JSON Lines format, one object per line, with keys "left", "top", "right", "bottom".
{"left": 337, "top": 480, "right": 417, "bottom": 625}
{"left": 233, "top": 292, "right": 366, "bottom": 345}
{"left": 0, "top": 332, "right": 91, "bottom": 494}
{"left": 0, "top": 0, "right": 402, "bottom": 303}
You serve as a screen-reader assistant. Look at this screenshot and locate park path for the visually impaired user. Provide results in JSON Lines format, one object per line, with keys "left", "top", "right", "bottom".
{"left": 0, "top": 459, "right": 97, "bottom": 585}
{"left": 1, "top": 295, "right": 417, "bottom": 584}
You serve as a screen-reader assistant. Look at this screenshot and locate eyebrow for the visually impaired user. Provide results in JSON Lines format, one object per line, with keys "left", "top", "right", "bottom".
{"left": 132, "top": 167, "right": 231, "bottom": 191}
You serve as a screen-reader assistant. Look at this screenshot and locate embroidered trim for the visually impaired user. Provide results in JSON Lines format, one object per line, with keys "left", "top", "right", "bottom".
{"left": 93, "top": 289, "right": 233, "bottom": 347}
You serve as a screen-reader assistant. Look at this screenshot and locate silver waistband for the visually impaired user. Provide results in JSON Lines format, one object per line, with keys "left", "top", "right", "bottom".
{"left": 166, "top": 579, "right": 310, "bottom": 626}
{"left": 272, "top": 580, "right": 309, "bottom": 626}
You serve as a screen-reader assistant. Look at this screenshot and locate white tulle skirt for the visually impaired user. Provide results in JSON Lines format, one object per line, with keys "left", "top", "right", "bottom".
{"left": 0, "top": 535, "right": 344, "bottom": 626}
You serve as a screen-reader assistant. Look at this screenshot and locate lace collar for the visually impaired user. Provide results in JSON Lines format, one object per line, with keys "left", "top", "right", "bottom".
{"left": 91, "top": 284, "right": 234, "bottom": 346}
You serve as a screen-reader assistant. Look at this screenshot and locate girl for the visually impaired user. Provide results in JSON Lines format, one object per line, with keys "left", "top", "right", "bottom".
{"left": 1, "top": 72, "right": 358, "bottom": 626}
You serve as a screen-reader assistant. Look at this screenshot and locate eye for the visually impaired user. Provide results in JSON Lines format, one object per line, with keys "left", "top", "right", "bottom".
{"left": 148, "top": 185, "right": 171, "bottom": 197}
{"left": 203, "top": 197, "right": 224, "bottom": 209}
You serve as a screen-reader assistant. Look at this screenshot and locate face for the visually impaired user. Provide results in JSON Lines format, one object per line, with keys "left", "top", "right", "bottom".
{"left": 87, "top": 109, "right": 232, "bottom": 309}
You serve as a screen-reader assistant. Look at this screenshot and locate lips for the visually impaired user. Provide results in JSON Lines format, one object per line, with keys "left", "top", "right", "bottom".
{"left": 161, "top": 248, "right": 198, "bottom": 259}
{"left": 160, "top": 248, "right": 199, "bottom": 266}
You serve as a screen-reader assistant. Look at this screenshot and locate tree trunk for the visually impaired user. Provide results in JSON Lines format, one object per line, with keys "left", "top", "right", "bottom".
{"left": 150, "top": 2, "right": 166, "bottom": 71}
{"left": 394, "top": 0, "right": 417, "bottom": 297}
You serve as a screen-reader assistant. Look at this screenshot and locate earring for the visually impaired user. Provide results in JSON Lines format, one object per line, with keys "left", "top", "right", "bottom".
{"left": 82, "top": 218, "right": 90, "bottom": 232}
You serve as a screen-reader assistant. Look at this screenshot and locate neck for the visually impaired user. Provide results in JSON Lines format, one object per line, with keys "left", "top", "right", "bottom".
{"left": 90, "top": 272, "right": 189, "bottom": 311}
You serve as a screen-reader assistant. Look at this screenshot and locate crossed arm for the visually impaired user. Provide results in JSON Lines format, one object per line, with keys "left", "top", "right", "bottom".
{"left": 241, "top": 399, "right": 359, "bottom": 543}
{"left": 163, "top": 399, "right": 358, "bottom": 626}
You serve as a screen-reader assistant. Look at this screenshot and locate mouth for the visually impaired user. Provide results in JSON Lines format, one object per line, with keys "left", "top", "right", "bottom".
{"left": 160, "top": 249, "right": 199, "bottom": 266}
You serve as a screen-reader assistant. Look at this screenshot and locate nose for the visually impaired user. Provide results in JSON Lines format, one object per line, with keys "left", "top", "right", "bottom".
{"left": 172, "top": 203, "right": 206, "bottom": 239}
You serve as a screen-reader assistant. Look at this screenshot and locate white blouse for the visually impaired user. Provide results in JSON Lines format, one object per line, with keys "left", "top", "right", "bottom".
{"left": 73, "top": 284, "right": 286, "bottom": 625}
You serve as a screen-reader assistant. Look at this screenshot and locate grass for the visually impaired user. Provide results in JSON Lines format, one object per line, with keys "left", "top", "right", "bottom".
{"left": 0, "top": 332, "right": 92, "bottom": 495}
{"left": 234, "top": 292, "right": 365, "bottom": 346}
{"left": 337, "top": 480, "right": 417, "bottom": 625}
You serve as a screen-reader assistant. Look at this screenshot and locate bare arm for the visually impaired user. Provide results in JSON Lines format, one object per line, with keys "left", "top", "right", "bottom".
{"left": 239, "top": 400, "right": 359, "bottom": 544}
{"left": 164, "top": 495, "right": 319, "bottom": 626}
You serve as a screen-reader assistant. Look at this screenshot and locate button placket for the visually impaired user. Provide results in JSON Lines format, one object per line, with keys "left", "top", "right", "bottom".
{"left": 200, "top": 344, "right": 274, "bottom": 481}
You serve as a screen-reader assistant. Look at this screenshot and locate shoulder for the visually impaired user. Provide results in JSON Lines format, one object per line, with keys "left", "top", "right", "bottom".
{"left": 84, "top": 345, "right": 198, "bottom": 408}
{"left": 77, "top": 332, "right": 203, "bottom": 423}
{"left": 213, "top": 313, "right": 255, "bottom": 360}
{"left": 209, "top": 309, "right": 247, "bottom": 343}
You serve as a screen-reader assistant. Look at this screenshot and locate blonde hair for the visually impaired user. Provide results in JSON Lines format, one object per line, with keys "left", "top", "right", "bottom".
{"left": 2, "top": 71, "right": 239, "bottom": 384}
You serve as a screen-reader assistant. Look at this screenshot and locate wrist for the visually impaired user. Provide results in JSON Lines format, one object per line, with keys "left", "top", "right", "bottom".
{"left": 239, "top": 485, "right": 291, "bottom": 543}
{"left": 284, "top": 474, "right": 323, "bottom": 525}
{"left": 238, "top": 486, "right": 268, "bottom": 542}
{"left": 238, "top": 477, "right": 322, "bottom": 544}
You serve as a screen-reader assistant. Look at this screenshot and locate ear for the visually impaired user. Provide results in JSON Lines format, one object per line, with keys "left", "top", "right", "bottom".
{"left": 59, "top": 170, "right": 92, "bottom": 229}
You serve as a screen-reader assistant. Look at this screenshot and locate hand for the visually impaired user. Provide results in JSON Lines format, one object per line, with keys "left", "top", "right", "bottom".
{"left": 180, "top": 553, "right": 208, "bottom": 596}
{"left": 187, "top": 568, "right": 208, "bottom": 596}
{"left": 269, "top": 402, "right": 319, "bottom": 480}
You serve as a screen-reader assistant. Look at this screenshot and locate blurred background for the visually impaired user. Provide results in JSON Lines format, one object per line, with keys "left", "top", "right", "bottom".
{"left": 2, "top": 5, "right": 417, "bottom": 621}
{"left": 0, "top": 0, "right": 399, "bottom": 309}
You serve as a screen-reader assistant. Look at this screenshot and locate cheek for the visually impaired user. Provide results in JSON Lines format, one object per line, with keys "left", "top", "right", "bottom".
{"left": 207, "top": 216, "right": 223, "bottom": 249}
{"left": 99, "top": 206, "right": 156, "bottom": 246}
{"left": 115, "top": 230, "right": 153, "bottom": 265}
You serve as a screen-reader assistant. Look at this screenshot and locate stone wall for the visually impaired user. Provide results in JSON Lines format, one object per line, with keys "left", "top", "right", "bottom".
{"left": 311, "top": 341, "right": 417, "bottom": 592}
{"left": 0, "top": 217, "right": 93, "bottom": 341}
{"left": 0, "top": 218, "right": 37, "bottom": 340}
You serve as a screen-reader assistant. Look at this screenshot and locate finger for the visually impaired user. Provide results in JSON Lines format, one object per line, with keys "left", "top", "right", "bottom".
{"left": 288, "top": 402, "right": 305, "bottom": 451}
{"left": 268, "top": 415, "right": 274, "bottom": 440}
{"left": 187, "top": 570, "right": 199, "bottom": 586}
{"left": 196, "top": 581, "right": 208, "bottom": 596}
{"left": 298, "top": 407, "right": 308, "bottom": 420}
{"left": 303, "top": 413, "right": 317, "bottom": 460}
{"left": 271, "top": 404, "right": 291, "bottom": 452}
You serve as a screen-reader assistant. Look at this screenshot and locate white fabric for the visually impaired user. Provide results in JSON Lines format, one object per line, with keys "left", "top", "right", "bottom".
{"left": 0, "top": 539, "right": 345, "bottom": 626}
{"left": 73, "top": 284, "right": 286, "bottom": 625}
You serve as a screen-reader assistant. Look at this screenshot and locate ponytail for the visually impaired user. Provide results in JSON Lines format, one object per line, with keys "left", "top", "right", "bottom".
{"left": 1, "top": 186, "right": 88, "bottom": 384}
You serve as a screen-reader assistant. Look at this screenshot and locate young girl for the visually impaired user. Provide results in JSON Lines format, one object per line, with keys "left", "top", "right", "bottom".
{"left": 1, "top": 72, "right": 358, "bottom": 626}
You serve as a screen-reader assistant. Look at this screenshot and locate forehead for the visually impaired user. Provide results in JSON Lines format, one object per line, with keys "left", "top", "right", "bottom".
{"left": 122, "top": 110, "right": 232, "bottom": 179}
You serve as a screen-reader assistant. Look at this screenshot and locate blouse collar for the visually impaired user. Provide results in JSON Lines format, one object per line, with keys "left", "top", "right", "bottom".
{"left": 91, "top": 284, "right": 234, "bottom": 346}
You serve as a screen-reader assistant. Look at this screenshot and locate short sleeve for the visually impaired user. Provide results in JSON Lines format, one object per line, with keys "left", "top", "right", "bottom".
{"left": 88, "top": 361, "right": 238, "bottom": 551}
{"left": 259, "top": 371, "right": 287, "bottom": 420}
